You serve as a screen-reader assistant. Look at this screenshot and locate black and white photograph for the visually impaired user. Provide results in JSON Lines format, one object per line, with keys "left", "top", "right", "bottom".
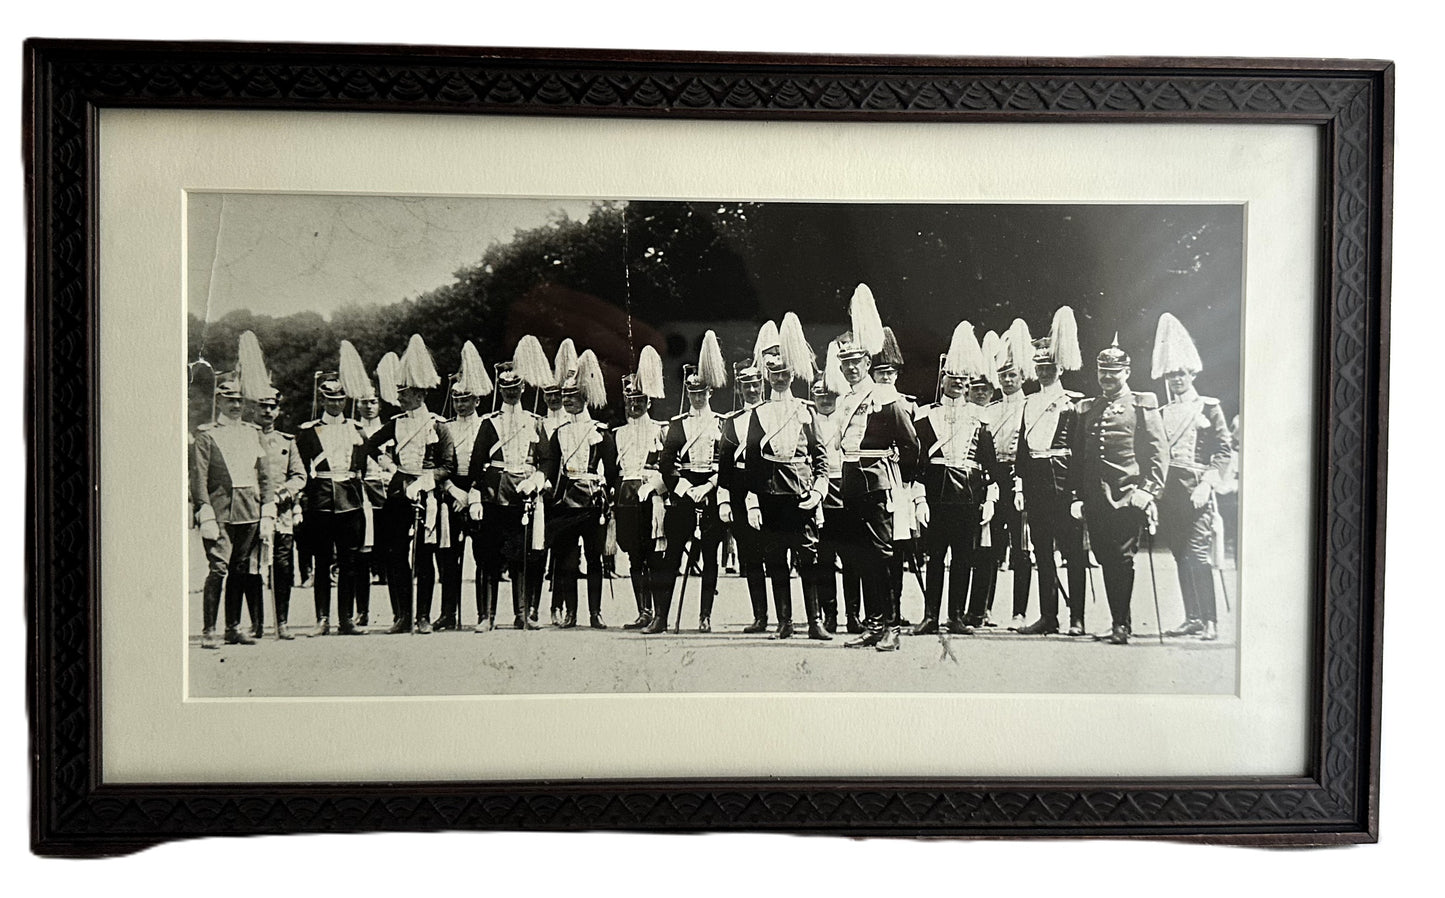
{"left": 186, "top": 193, "right": 1242, "bottom": 697}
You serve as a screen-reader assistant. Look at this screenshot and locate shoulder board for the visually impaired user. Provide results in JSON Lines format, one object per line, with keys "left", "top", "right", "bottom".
{"left": 299, "top": 420, "right": 317, "bottom": 430}
{"left": 525, "top": 410, "right": 542, "bottom": 421}
{"left": 669, "top": 413, "right": 688, "bottom": 423}
{"left": 277, "top": 430, "right": 294, "bottom": 440}
{"left": 1201, "top": 396, "right": 1220, "bottom": 406}
{"left": 432, "top": 412, "right": 448, "bottom": 423}
{"left": 1132, "top": 392, "right": 1159, "bottom": 409}
{"left": 196, "top": 422, "right": 216, "bottom": 432}
{"left": 1078, "top": 397, "right": 1097, "bottom": 414}
{"left": 871, "top": 383, "right": 901, "bottom": 404}
{"left": 901, "top": 392, "right": 918, "bottom": 403}
{"left": 1064, "top": 390, "right": 1085, "bottom": 399}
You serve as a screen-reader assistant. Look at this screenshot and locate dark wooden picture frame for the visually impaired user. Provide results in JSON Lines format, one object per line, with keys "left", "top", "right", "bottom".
{"left": 25, "top": 40, "right": 1392, "bottom": 854}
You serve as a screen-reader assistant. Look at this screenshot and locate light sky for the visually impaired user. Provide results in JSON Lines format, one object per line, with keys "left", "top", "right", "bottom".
{"left": 186, "top": 192, "right": 600, "bottom": 321}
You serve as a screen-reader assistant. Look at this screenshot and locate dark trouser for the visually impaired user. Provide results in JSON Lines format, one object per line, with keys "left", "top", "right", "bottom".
{"left": 756, "top": 494, "right": 821, "bottom": 627}
{"left": 436, "top": 504, "right": 476, "bottom": 625}
{"left": 815, "top": 505, "right": 850, "bottom": 626}
{"left": 661, "top": 498, "right": 725, "bottom": 623}
{"left": 1022, "top": 476, "right": 1086, "bottom": 627}
{"left": 922, "top": 502, "right": 981, "bottom": 624}
{"left": 548, "top": 506, "right": 606, "bottom": 619}
{"left": 308, "top": 509, "right": 365, "bottom": 625}
{"left": 295, "top": 517, "right": 313, "bottom": 585}
{"left": 729, "top": 516, "right": 769, "bottom": 624}
{"left": 889, "top": 540, "right": 912, "bottom": 625}
{"left": 477, "top": 502, "right": 544, "bottom": 623}
{"left": 841, "top": 490, "right": 894, "bottom": 633}
{"left": 1159, "top": 474, "right": 1218, "bottom": 624}
{"left": 354, "top": 502, "right": 383, "bottom": 621}
{"left": 616, "top": 501, "right": 666, "bottom": 621}
{"left": 202, "top": 521, "right": 260, "bottom": 634}
{"left": 381, "top": 493, "right": 437, "bottom": 627}
{"left": 977, "top": 470, "right": 1029, "bottom": 619}
{"left": 1082, "top": 499, "right": 1144, "bottom": 632}
{"left": 268, "top": 531, "right": 295, "bottom": 627}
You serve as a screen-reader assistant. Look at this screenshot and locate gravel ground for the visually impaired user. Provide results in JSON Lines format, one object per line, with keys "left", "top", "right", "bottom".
{"left": 187, "top": 531, "right": 1238, "bottom": 697}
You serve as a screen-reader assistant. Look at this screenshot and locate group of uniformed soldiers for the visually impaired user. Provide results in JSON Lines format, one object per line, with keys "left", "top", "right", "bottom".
{"left": 190, "top": 285, "right": 1235, "bottom": 651}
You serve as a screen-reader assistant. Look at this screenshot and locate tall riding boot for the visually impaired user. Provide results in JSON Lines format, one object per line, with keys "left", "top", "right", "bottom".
{"left": 771, "top": 572, "right": 794, "bottom": 639}
{"left": 200, "top": 575, "right": 223, "bottom": 648}
{"left": 1191, "top": 559, "right": 1218, "bottom": 626}
{"left": 624, "top": 564, "right": 651, "bottom": 629}
{"left": 803, "top": 580, "right": 832, "bottom": 641}
{"left": 913, "top": 586, "right": 940, "bottom": 636}
{"left": 1012, "top": 557, "right": 1033, "bottom": 619}
{"left": 223, "top": 574, "right": 254, "bottom": 644}
{"left": 245, "top": 574, "right": 265, "bottom": 639}
{"left": 643, "top": 564, "right": 672, "bottom": 634}
{"left": 354, "top": 553, "right": 371, "bottom": 626}
{"left": 587, "top": 571, "right": 605, "bottom": 628}
{"left": 274, "top": 569, "right": 293, "bottom": 639}
{"left": 743, "top": 572, "right": 769, "bottom": 633}
{"left": 842, "top": 569, "right": 863, "bottom": 633}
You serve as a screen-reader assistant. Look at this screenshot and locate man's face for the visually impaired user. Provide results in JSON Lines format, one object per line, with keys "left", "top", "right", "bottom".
{"left": 397, "top": 387, "right": 426, "bottom": 411}
{"left": 625, "top": 395, "right": 649, "bottom": 419}
{"left": 813, "top": 393, "right": 836, "bottom": 415}
{"left": 687, "top": 388, "right": 711, "bottom": 411}
{"left": 967, "top": 383, "right": 993, "bottom": 406}
{"left": 562, "top": 392, "right": 585, "bottom": 415}
{"left": 740, "top": 379, "right": 763, "bottom": 406}
{"left": 841, "top": 355, "right": 869, "bottom": 387}
{"left": 1098, "top": 365, "right": 1129, "bottom": 397}
{"left": 1035, "top": 363, "right": 1059, "bottom": 387}
{"left": 356, "top": 397, "right": 379, "bottom": 420}
{"left": 500, "top": 385, "right": 523, "bottom": 407}
{"left": 257, "top": 403, "right": 279, "bottom": 428}
{"left": 873, "top": 366, "right": 897, "bottom": 386}
{"left": 940, "top": 375, "right": 966, "bottom": 400}
{"left": 1165, "top": 370, "right": 1195, "bottom": 396}
{"left": 322, "top": 396, "right": 346, "bottom": 418}
{"left": 544, "top": 391, "right": 563, "bottom": 411}
{"left": 219, "top": 396, "right": 245, "bottom": 419}
{"left": 999, "top": 368, "right": 1021, "bottom": 395}
{"left": 767, "top": 368, "right": 792, "bottom": 395}
{"left": 454, "top": 394, "right": 478, "bottom": 417}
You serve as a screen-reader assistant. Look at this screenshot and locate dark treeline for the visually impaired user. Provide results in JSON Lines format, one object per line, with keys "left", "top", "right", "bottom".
{"left": 189, "top": 200, "right": 1243, "bottom": 431}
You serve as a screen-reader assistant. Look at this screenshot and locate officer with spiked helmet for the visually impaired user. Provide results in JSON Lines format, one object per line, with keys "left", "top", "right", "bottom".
{"left": 832, "top": 285, "right": 922, "bottom": 652}
{"left": 435, "top": 342, "right": 492, "bottom": 631}
{"left": 741, "top": 313, "right": 831, "bottom": 640}
{"left": 254, "top": 383, "right": 306, "bottom": 640}
{"left": 658, "top": 330, "right": 729, "bottom": 632}
{"left": 716, "top": 325, "right": 773, "bottom": 633}
{"left": 1015, "top": 307, "right": 1090, "bottom": 636}
{"left": 294, "top": 339, "right": 371, "bottom": 637}
{"left": 542, "top": 349, "right": 613, "bottom": 629}
{"left": 363, "top": 334, "right": 456, "bottom": 635}
{"left": 1152, "top": 313, "right": 1234, "bottom": 642}
{"left": 190, "top": 331, "right": 277, "bottom": 648}
{"left": 611, "top": 346, "right": 671, "bottom": 632}
{"left": 973, "top": 320, "right": 1033, "bottom": 628}
{"left": 1069, "top": 334, "right": 1168, "bottom": 645}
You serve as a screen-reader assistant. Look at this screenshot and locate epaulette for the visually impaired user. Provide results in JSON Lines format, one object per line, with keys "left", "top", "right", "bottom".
{"left": 1078, "top": 397, "right": 1097, "bottom": 414}
{"left": 196, "top": 422, "right": 216, "bottom": 432}
{"left": 871, "top": 383, "right": 901, "bottom": 404}
{"left": 299, "top": 420, "right": 317, "bottom": 430}
{"left": 277, "top": 430, "right": 294, "bottom": 440}
{"left": 433, "top": 412, "right": 448, "bottom": 423}
{"left": 1065, "top": 389, "right": 1085, "bottom": 399}
{"left": 1132, "top": 391, "right": 1159, "bottom": 409}
{"left": 1201, "top": 395, "right": 1220, "bottom": 406}
{"left": 669, "top": 412, "right": 688, "bottom": 423}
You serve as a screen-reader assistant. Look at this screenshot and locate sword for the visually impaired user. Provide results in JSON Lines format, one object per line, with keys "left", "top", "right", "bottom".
{"left": 673, "top": 524, "right": 702, "bottom": 634}
{"left": 262, "top": 532, "right": 276, "bottom": 638}
{"left": 1144, "top": 512, "right": 1164, "bottom": 645}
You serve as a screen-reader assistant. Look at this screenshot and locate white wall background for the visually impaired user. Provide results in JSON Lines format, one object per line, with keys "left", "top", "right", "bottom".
{"left": 6, "top": 1, "right": 1431, "bottom": 889}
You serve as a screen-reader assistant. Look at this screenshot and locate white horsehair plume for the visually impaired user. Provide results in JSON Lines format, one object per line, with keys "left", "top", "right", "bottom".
{"left": 376, "top": 352, "right": 401, "bottom": 406}
{"left": 512, "top": 335, "right": 554, "bottom": 388}
{"left": 552, "top": 338, "right": 578, "bottom": 387}
{"left": 752, "top": 319, "right": 780, "bottom": 369}
{"left": 1006, "top": 317, "right": 1036, "bottom": 382}
{"left": 575, "top": 349, "right": 608, "bottom": 409}
{"left": 637, "top": 345, "right": 666, "bottom": 399}
{"left": 849, "top": 283, "right": 885, "bottom": 355}
{"left": 823, "top": 339, "right": 849, "bottom": 397}
{"left": 944, "top": 321, "right": 985, "bottom": 379}
{"left": 697, "top": 330, "right": 728, "bottom": 389}
{"left": 779, "top": 312, "right": 815, "bottom": 380}
{"left": 981, "top": 330, "right": 1003, "bottom": 390}
{"left": 337, "top": 340, "right": 372, "bottom": 400}
{"left": 235, "top": 330, "right": 272, "bottom": 401}
{"left": 1152, "top": 312, "right": 1204, "bottom": 379}
{"left": 1050, "top": 306, "right": 1083, "bottom": 372}
{"left": 458, "top": 340, "right": 494, "bottom": 397}
{"left": 398, "top": 333, "right": 441, "bottom": 390}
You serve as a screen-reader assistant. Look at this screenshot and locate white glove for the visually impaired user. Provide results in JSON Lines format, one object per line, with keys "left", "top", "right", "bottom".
{"left": 798, "top": 488, "right": 823, "bottom": 512}
{"left": 405, "top": 480, "right": 423, "bottom": 502}
{"left": 980, "top": 500, "right": 995, "bottom": 526}
{"left": 1014, "top": 491, "right": 1025, "bottom": 512}
{"left": 1127, "top": 489, "right": 1155, "bottom": 512}
{"left": 469, "top": 503, "right": 484, "bottom": 522}
{"left": 260, "top": 516, "right": 275, "bottom": 540}
{"left": 1070, "top": 500, "right": 1085, "bottom": 521}
{"left": 1190, "top": 482, "right": 1212, "bottom": 509}
{"left": 718, "top": 502, "right": 733, "bottom": 524}
{"left": 915, "top": 499, "right": 930, "bottom": 530}
{"left": 196, "top": 505, "right": 220, "bottom": 541}
{"left": 747, "top": 507, "right": 762, "bottom": 530}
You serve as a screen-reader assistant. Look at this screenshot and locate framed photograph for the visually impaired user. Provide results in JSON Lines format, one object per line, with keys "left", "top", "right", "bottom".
{"left": 26, "top": 40, "right": 1391, "bottom": 853}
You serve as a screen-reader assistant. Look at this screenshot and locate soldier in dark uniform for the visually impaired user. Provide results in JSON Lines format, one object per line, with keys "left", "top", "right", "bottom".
{"left": 1015, "top": 309, "right": 1089, "bottom": 636}
{"left": 294, "top": 376, "right": 367, "bottom": 636}
{"left": 191, "top": 380, "right": 276, "bottom": 648}
{"left": 363, "top": 335, "right": 455, "bottom": 635}
{"left": 834, "top": 285, "right": 922, "bottom": 652}
{"left": 809, "top": 371, "right": 852, "bottom": 634}
{"left": 542, "top": 351, "right": 613, "bottom": 629}
{"left": 610, "top": 349, "right": 670, "bottom": 632}
{"left": 467, "top": 362, "right": 548, "bottom": 630}
{"left": 658, "top": 336, "right": 728, "bottom": 633}
{"left": 716, "top": 357, "right": 770, "bottom": 633}
{"left": 973, "top": 322, "right": 1031, "bottom": 629}
{"left": 1152, "top": 314, "right": 1235, "bottom": 642}
{"left": 353, "top": 384, "right": 387, "bottom": 626}
{"left": 742, "top": 331, "right": 831, "bottom": 641}
{"left": 1070, "top": 337, "right": 1168, "bottom": 645}
{"left": 255, "top": 388, "right": 306, "bottom": 640}
{"left": 868, "top": 327, "right": 921, "bottom": 630}
{"left": 436, "top": 345, "right": 490, "bottom": 631}
{"left": 539, "top": 339, "right": 576, "bottom": 625}
{"left": 911, "top": 323, "right": 999, "bottom": 636}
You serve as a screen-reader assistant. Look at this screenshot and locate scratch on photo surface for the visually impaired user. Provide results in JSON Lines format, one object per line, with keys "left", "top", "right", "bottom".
{"left": 938, "top": 634, "right": 959, "bottom": 665}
